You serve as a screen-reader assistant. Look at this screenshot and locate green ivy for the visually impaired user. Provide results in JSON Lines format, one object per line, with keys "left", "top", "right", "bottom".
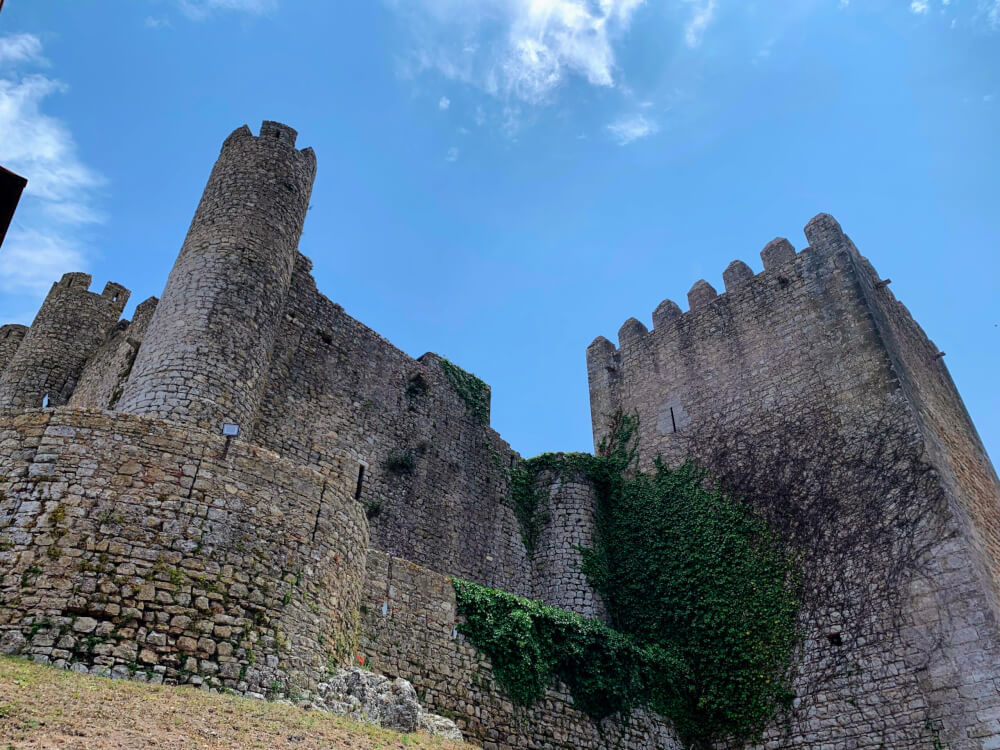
{"left": 452, "top": 578, "right": 688, "bottom": 721}
{"left": 459, "top": 414, "right": 801, "bottom": 748}
{"left": 439, "top": 357, "right": 490, "bottom": 425}
{"left": 509, "top": 452, "right": 604, "bottom": 554}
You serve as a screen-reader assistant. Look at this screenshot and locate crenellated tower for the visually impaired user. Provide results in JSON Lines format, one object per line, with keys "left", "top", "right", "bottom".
{"left": 0, "top": 273, "right": 129, "bottom": 409}
{"left": 116, "top": 121, "right": 316, "bottom": 434}
{"left": 587, "top": 214, "right": 1000, "bottom": 748}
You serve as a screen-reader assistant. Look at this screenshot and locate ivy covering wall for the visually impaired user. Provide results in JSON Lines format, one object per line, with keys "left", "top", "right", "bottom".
{"left": 455, "top": 414, "right": 801, "bottom": 748}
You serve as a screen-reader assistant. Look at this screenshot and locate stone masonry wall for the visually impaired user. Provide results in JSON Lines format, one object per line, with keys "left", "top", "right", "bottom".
{"left": 0, "top": 273, "right": 129, "bottom": 410}
{"left": 0, "top": 407, "right": 368, "bottom": 697}
{"left": 117, "top": 122, "right": 316, "bottom": 435}
{"left": 831, "top": 217, "right": 1000, "bottom": 616}
{"left": 252, "top": 254, "right": 532, "bottom": 595}
{"left": 360, "top": 550, "right": 681, "bottom": 750}
{"left": 531, "top": 467, "right": 606, "bottom": 620}
{"left": 0, "top": 324, "right": 27, "bottom": 373}
{"left": 587, "top": 215, "right": 1000, "bottom": 748}
{"left": 70, "top": 296, "right": 159, "bottom": 411}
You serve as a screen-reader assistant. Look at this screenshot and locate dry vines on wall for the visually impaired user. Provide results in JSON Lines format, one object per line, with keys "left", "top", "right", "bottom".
{"left": 673, "top": 404, "right": 951, "bottom": 718}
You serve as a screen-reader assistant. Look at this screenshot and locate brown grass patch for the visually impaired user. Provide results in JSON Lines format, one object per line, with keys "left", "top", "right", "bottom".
{"left": 0, "top": 656, "right": 472, "bottom": 750}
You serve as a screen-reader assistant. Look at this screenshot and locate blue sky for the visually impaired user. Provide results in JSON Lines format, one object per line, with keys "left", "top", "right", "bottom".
{"left": 0, "top": 0, "right": 997, "bottom": 462}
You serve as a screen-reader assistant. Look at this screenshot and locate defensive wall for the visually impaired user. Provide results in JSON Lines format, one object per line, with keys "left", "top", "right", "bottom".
{"left": 0, "top": 325, "right": 27, "bottom": 372}
{"left": 1, "top": 118, "right": 998, "bottom": 748}
{"left": 0, "top": 273, "right": 129, "bottom": 410}
{"left": 360, "top": 550, "right": 678, "bottom": 750}
{"left": 587, "top": 215, "right": 1000, "bottom": 748}
{"left": 0, "top": 408, "right": 367, "bottom": 697}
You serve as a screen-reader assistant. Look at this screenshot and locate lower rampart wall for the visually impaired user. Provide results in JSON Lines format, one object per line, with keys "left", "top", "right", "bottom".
{"left": 0, "top": 408, "right": 368, "bottom": 697}
{"left": 359, "top": 550, "right": 680, "bottom": 750}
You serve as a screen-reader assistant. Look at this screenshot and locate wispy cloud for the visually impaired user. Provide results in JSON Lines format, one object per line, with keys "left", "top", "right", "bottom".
{"left": 984, "top": 0, "right": 1000, "bottom": 27}
{"left": 0, "top": 35, "right": 103, "bottom": 298}
{"left": 177, "top": 0, "right": 277, "bottom": 20}
{"left": 0, "top": 33, "right": 47, "bottom": 66}
{"left": 394, "top": 0, "right": 647, "bottom": 107}
{"left": 910, "top": 0, "right": 930, "bottom": 14}
{"left": 445, "top": 146, "right": 459, "bottom": 162}
{"left": 0, "top": 229, "right": 86, "bottom": 296}
{"left": 144, "top": 16, "right": 173, "bottom": 29}
{"left": 439, "top": 95, "right": 451, "bottom": 110}
{"left": 683, "top": 0, "right": 717, "bottom": 48}
{"left": 607, "top": 113, "right": 658, "bottom": 145}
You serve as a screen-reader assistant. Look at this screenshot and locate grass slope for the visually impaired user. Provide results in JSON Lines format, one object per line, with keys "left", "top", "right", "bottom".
{"left": 0, "top": 657, "right": 471, "bottom": 750}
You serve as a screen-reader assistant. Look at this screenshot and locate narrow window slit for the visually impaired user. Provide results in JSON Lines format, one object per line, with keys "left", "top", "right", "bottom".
{"left": 355, "top": 465, "right": 365, "bottom": 500}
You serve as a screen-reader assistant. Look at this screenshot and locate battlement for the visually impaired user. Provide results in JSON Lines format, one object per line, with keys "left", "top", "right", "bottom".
{"left": 592, "top": 214, "right": 868, "bottom": 361}
{"left": 0, "top": 272, "right": 131, "bottom": 410}
{"left": 221, "top": 120, "right": 316, "bottom": 171}
{"left": 50, "top": 272, "right": 132, "bottom": 316}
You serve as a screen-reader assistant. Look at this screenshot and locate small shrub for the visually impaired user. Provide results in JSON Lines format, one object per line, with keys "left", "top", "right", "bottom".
{"left": 385, "top": 451, "right": 415, "bottom": 475}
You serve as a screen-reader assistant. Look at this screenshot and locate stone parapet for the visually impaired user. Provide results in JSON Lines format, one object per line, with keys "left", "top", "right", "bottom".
{"left": 0, "top": 407, "right": 368, "bottom": 697}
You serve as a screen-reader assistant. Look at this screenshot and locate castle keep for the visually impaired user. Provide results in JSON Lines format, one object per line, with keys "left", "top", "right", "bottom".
{"left": 1, "top": 121, "right": 999, "bottom": 749}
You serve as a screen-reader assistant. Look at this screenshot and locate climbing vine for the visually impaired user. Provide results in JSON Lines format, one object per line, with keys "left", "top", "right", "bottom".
{"left": 509, "top": 452, "right": 599, "bottom": 554}
{"left": 459, "top": 413, "right": 801, "bottom": 748}
{"left": 439, "top": 358, "right": 490, "bottom": 425}
{"left": 452, "top": 578, "right": 687, "bottom": 721}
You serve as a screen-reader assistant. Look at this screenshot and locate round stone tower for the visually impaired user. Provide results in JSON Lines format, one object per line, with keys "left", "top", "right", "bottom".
{"left": 116, "top": 121, "right": 316, "bottom": 434}
{"left": 0, "top": 274, "right": 130, "bottom": 409}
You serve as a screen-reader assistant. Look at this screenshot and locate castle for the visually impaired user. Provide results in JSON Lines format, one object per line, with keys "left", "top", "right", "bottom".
{"left": 1, "top": 121, "right": 999, "bottom": 749}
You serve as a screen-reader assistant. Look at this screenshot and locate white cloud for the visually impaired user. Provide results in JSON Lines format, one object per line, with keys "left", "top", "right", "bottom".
{"left": 445, "top": 146, "right": 459, "bottom": 161}
{"left": 144, "top": 16, "right": 173, "bottom": 29}
{"left": 910, "top": 0, "right": 930, "bottom": 14}
{"left": 985, "top": 0, "right": 1000, "bottom": 28}
{"left": 0, "top": 229, "right": 86, "bottom": 295}
{"left": 439, "top": 95, "right": 451, "bottom": 110}
{"left": 177, "top": 0, "right": 277, "bottom": 19}
{"left": 395, "top": 0, "right": 646, "bottom": 106}
{"left": 0, "top": 75, "right": 103, "bottom": 205}
{"left": 0, "top": 33, "right": 47, "bottom": 66}
{"left": 683, "top": 0, "right": 717, "bottom": 48}
{"left": 606, "top": 113, "right": 658, "bottom": 145}
{"left": 0, "top": 35, "right": 103, "bottom": 299}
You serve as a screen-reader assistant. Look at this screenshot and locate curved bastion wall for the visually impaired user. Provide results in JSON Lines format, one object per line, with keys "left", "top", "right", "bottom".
{"left": 0, "top": 407, "right": 368, "bottom": 697}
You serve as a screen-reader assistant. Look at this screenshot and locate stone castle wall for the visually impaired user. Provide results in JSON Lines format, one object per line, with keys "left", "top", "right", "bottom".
{"left": 69, "top": 296, "right": 158, "bottom": 411}
{"left": 2, "top": 115, "right": 998, "bottom": 748}
{"left": 0, "top": 408, "right": 368, "bottom": 697}
{"left": 0, "top": 273, "right": 129, "bottom": 410}
{"left": 0, "top": 324, "right": 27, "bottom": 372}
{"left": 360, "top": 550, "right": 680, "bottom": 750}
{"left": 587, "top": 215, "right": 1000, "bottom": 748}
{"left": 252, "top": 252, "right": 532, "bottom": 594}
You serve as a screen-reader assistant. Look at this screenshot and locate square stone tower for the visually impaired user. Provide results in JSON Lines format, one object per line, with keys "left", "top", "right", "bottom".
{"left": 587, "top": 214, "right": 1000, "bottom": 748}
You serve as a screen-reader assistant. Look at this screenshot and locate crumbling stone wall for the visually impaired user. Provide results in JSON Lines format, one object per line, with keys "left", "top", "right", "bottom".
{"left": 0, "top": 408, "right": 368, "bottom": 697}
{"left": 117, "top": 122, "right": 316, "bottom": 434}
{"left": 252, "top": 254, "right": 532, "bottom": 594}
{"left": 587, "top": 215, "right": 1000, "bottom": 748}
{"left": 0, "top": 273, "right": 129, "bottom": 410}
{"left": 360, "top": 550, "right": 680, "bottom": 750}
{"left": 69, "top": 296, "right": 158, "bottom": 411}
{"left": 0, "top": 324, "right": 27, "bottom": 373}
